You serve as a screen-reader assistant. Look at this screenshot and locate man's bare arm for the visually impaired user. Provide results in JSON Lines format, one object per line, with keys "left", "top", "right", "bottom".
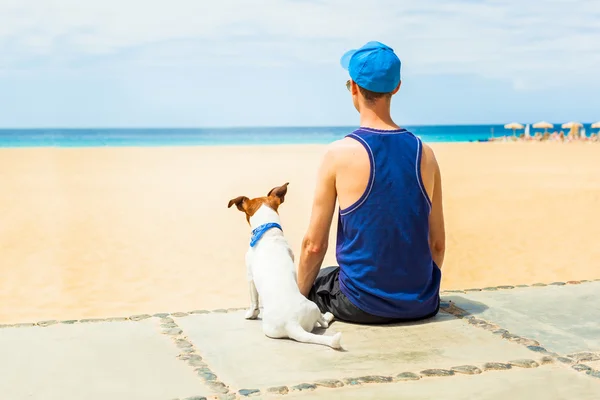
{"left": 427, "top": 149, "right": 446, "bottom": 268}
{"left": 297, "top": 146, "right": 338, "bottom": 297}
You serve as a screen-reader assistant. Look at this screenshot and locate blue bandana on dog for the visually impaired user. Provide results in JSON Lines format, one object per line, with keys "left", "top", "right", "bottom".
{"left": 250, "top": 223, "right": 283, "bottom": 248}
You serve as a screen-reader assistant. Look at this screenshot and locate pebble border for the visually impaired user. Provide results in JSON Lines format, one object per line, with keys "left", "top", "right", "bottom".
{"left": 1, "top": 279, "right": 597, "bottom": 329}
{"left": 439, "top": 300, "right": 600, "bottom": 382}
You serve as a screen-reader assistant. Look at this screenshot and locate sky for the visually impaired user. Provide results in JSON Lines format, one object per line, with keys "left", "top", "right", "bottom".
{"left": 1, "top": 0, "right": 599, "bottom": 128}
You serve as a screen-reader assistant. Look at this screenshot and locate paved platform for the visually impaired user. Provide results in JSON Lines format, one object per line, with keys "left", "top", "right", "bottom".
{"left": 447, "top": 281, "right": 600, "bottom": 355}
{"left": 0, "top": 280, "right": 599, "bottom": 400}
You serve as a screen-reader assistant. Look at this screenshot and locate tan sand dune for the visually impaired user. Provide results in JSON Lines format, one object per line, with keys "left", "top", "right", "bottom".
{"left": 1, "top": 142, "right": 599, "bottom": 324}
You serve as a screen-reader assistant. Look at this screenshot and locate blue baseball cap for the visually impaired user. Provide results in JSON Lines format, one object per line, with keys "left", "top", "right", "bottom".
{"left": 340, "top": 41, "right": 401, "bottom": 93}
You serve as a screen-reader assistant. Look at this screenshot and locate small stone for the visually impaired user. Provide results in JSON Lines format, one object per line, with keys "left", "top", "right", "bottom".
{"left": 61, "top": 320, "right": 78, "bottom": 324}
{"left": 532, "top": 283, "right": 547, "bottom": 287}
{"left": 540, "top": 356, "right": 555, "bottom": 365}
{"left": 227, "top": 307, "right": 244, "bottom": 312}
{"left": 587, "top": 370, "right": 600, "bottom": 379}
{"left": 161, "top": 323, "right": 178, "bottom": 329}
{"left": 444, "top": 290, "right": 466, "bottom": 293}
{"left": 314, "top": 379, "right": 344, "bottom": 388}
{"left": 217, "top": 394, "right": 236, "bottom": 400}
{"left": 213, "top": 309, "right": 228, "bottom": 313}
{"left": 105, "top": 317, "right": 129, "bottom": 322}
{"left": 291, "top": 383, "right": 317, "bottom": 391}
{"left": 238, "top": 389, "right": 260, "bottom": 397}
{"left": 515, "top": 284, "right": 529, "bottom": 288}
{"left": 483, "top": 362, "right": 512, "bottom": 371}
{"left": 357, "top": 375, "right": 392, "bottom": 384}
{"left": 502, "top": 332, "right": 521, "bottom": 341}
{"left": 13, "top": 323, "right": 37, "bottom": 328}
{"left": 493, "top": 329, "right": 509, "bottom": 335}
{"left": 572, "top": 364, "right": 592, "bottom": 372}
{"left": 567, "top": 352, "right": 600, "bottom": 362}
{"left": 175, "top": 339, "right": 193, "bottom": 349}
{"left": 163, "top": 328, "right": 183, "bottom": 336}
{"left": 129, "top": 314, "right": 151, "bottom": 321}
{"left": 343, "top": 378, "right": 361, "bottom": 385}
{"left": 180, "top": 347, "right": 195, "bottom": 354}
{"left": 527, "top": 345, "right": 548, "bottom": 353}
{"left": 160, "top": 317, "right": 175, "bottom": 324}
{"left": 184, "top": 397, "right": 207, "bottom": 400}
{"left": 550, "top": 282, "right": 566, "bottom": 286}
{"left": 267, "top": 386, "right": 289, "bottom": 395}
{"left": 465, "top": 288, "right": 482, "bottom": 292}
{"left": 395, "top": 372, "right": 421, "bottom": 381}
{"left": 468, "top": 318, "right": 487, "bottom": 326}
{"left": 171, "top": 312, "right": 189, "bottom": 317}
{"left": 197, "top": 371, "right": 217, "bottom": 381}
{"left": 188, "top": 359, "right": 206, "bottom": 368}
{"left": 420, "top": 369, "right": 454, "bottom": 377}
{"left": 79, "top": 318, "right": 105, "bottom": 323}
{"left": 556, "top": 357, "right": 574, "bottom": 364}
{"left": 153, "top": 313, "right": 170, "bottom": 318}
{"left": 481, "top": 324, "right": 501, "bottom": 332}
{"left": 509, "top": 359, "right": 539, "bottom": 368}
{"left": 451, "top": 365, "right": 482, "bottom": 375}
{"left": 517, "top": 338, "right": 541, "bottom": 346}
{"left": 567, "top": 281, "right": 581, "bottom": 285}
{"left": 207, "top": 382, "right": 230, "bottom": 394}
{"left": 497, "top": 285, "right": 515, "bottom": 289}
{"left": 482, "top": 287, "right": 498, "bottom": 291}
{"left": 37, "top": 320, "right": 58, "bottom": 327}
{"left": 190, "top": 310, "right": 210, "bottom": 314}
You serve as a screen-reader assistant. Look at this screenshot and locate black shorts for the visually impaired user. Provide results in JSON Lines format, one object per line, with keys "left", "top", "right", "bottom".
{"left": 307, "top": 266, "right": 440, "bottom": 325}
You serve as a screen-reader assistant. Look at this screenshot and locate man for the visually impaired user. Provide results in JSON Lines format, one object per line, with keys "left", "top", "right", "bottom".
{"left": 297, "top": 41, "right": 445, "bottom": 324}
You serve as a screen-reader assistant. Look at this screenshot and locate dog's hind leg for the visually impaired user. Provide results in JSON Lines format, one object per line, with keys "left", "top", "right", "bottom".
{"left": 287, "top": 323, "right": 342, "bottom": 349}
{"left": 244, "top": 280, "right": 260, "bottom": 320}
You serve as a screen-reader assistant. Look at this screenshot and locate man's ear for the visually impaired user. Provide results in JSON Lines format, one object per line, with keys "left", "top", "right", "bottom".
{"left": 228, "top": 196, "right": 249, "bottom": 212}
{"left": 267, "top": 182, "right": 289, "bottom": 204}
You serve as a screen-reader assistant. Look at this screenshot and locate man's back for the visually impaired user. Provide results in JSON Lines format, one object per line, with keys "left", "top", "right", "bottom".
{"left": 329, "top": 127, "right": 441, "bottom": 319}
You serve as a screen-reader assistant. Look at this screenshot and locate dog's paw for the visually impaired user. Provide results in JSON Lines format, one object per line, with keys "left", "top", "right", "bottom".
{"left": 245, "top": 308, "right": 260, "bottom": 320}
{"left": 323, "top": 312, "right": 335, "bottom": 324}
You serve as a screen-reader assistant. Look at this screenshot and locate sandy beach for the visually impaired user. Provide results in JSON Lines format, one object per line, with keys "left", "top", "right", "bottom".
{"left": 1, "top": 142, "right": 599, "bottom": 324}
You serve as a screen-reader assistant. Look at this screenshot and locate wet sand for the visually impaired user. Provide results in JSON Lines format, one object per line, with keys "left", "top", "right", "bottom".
{"left": 1, "top": 142, "right": 599, "bottom": 323}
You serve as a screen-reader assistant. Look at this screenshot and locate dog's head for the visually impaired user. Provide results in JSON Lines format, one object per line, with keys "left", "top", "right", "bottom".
{"left": 227, "top": 182, "right": 289, "bottom": 224}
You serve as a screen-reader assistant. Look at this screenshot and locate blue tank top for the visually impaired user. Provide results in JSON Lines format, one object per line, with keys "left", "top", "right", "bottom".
{"left": 337, "top": 127, "right": 441, "bottom": 319}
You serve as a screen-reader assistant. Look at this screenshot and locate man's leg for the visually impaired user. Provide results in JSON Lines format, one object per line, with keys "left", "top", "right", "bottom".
{"left": 307, "top": 266, "right": 400, "bottom": 325}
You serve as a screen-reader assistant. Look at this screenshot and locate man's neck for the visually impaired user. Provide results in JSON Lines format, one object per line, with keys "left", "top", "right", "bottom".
{"left": 359, "top": 104, "right": 400, "bottom": 131}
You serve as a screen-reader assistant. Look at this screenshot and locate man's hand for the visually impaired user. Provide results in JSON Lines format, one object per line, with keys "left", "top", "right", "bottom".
{"left": 297, "top": 145, "right": 338, "bottom": 297}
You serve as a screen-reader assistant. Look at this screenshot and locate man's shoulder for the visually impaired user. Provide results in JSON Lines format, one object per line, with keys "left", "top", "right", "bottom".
{"left": 322, "top": 136, "right": 365, "bottom": 165}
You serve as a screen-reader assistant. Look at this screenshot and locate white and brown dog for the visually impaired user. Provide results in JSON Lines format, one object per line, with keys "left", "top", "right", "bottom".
{"left": 228, "top": 182, "right": 342, "bottom": 349}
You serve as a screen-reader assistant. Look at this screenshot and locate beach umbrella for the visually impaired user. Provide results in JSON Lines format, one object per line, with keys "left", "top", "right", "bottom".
{"left": 533, "top": 121, "right": 553, "bottom": 133}
{"left": 561, "top": 121, "right": 582, "bottom": 138}
{"left": 504, "top": 122, "right": 524, "bottom": 136}
{"left": 561, "top": 121, "right": 582, "bottom": 129}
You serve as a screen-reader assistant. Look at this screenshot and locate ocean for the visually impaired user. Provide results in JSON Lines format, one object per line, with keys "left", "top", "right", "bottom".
{"left": 0, "top": 124, "right": 595, "bottom": 147}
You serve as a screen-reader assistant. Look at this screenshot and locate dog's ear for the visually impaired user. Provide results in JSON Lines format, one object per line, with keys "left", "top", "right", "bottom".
{"left": 228, "top": 196, "right": 249, "bottom": 212}
{"left": 267, "top": 182, "right": 289, "bottom": 204}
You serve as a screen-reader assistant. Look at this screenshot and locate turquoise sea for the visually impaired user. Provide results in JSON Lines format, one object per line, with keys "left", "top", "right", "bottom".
{"left": 0, "top": 124, "right": 596, "bottom": 147}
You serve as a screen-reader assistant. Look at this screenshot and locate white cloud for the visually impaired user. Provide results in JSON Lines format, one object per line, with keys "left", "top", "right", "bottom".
{"left": 1, "top": 0, "right": 599, "bottom": 90}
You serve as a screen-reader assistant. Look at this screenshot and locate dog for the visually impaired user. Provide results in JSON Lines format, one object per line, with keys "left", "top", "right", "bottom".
{"left": 228, "top": 182, "right": 342, "bottom": 349}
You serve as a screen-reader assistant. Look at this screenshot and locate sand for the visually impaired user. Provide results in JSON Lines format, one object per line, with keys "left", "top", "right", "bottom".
{"left": 1, "top": 142, "right": 599, "bottom": 324}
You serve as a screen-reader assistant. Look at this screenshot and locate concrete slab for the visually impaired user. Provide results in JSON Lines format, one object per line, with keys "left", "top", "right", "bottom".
{"left": 0, "top": 319, "right": 212, "bottom": 400}
{"left": 177, "top": 310, "right": 536, "bottom": 389}
{"left": 272, "top": 365, "right": 600, "bottom": 400}
{"left": 447, "top": 282, "right": 600, "bottom": 355}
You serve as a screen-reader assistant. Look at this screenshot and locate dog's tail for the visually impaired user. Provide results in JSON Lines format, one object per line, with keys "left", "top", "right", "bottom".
{"left": 286, "top": 323, "right": 342, "bottom": 349}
